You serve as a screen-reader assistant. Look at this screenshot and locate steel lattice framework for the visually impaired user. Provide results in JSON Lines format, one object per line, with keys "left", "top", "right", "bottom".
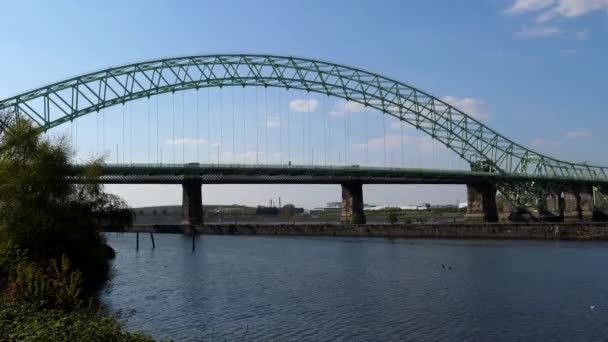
{"left": 0, "top": 54, "right": 606, "bottom": 185}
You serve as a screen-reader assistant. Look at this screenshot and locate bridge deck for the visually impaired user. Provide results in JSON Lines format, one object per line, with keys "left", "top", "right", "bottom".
{"left": 69, "top": 164, "right": 606, "bottom": 185}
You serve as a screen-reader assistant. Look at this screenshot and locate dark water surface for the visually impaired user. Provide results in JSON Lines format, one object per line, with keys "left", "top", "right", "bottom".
{"left": 102, "top": 234, "right": 608, "bottom": 341}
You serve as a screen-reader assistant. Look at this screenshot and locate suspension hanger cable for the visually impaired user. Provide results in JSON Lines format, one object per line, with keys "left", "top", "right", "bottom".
{"left": 232, "top": 86, "right": 236, "bottom": 164}
{"left": 400, "top": 119, "right": 404, "bottom": 168}
{"left": 196, "top": 89, "right": 200, "bottom": 163}
{"left": 343, "top": 100, "right": 347, "bottom": 166}
{"left": 122, "top": 104, "right": 125, "bottom": 163}
{"left": 323, "top": 94, "right": 328, "bottom": 166}
{"left": 182, "top": 91, "right": 185, "bottom": 164}
{"left": 147, "top": 97, "right": 151, "bottom": 164}
{"left": 264, "top": 86, "right": 269, "bottom": 164}
{"left": 364, "top": 105, "right": 369, "bottom": 166}
{"left": 302, "top": 95, "right": 306, "bottom": 165}
{"left": 172, "top": 95, "right": 175, "bottom": 163}
{"left": 279, "top": 88, "right": 282, "bottom": 165}
{"left": 218, "top": 86, "right": 224, "bottom": 164}
{"left": 287, "top": 91, "right": 291, "bottom": 164}
{"left": 383, "top": 112, "right": 387, "bottom": 167}
{"left": 156, "top": 96, "right": 159, "bottom": 164}
{"left": 130, "top": 101, "right": 133, "bottom": 164}
{"left": 255, "top": 87, "right": 259, "bottom": 165}
{"left": 207, "top": 87, "right": 211, "bottom": 164}
{"left": 242, "top": 86, "right": 246, "bottom": 164}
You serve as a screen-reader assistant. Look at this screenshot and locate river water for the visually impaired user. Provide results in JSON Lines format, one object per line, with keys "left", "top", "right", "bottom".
{"left": 102, "top": 234, "right": 608, "bottom": 341}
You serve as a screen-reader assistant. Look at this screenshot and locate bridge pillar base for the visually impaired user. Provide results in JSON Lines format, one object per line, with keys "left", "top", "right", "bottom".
{"left": 579, "top": 185, "right": 594, "bottom": 222}
{"left": 540, "top": 192, "right": 562, "bottom": 222}
{"left": 464, "top": 183, "right": 498, "bottom": 223}
{"left": 563, "top": 185, "right": 593, "bottom": 222}
{"left": 341, "top": 182, "right": 366, "bottom": 224}
{"left": 182, "top": 180, "right": 203, "bottom": 225}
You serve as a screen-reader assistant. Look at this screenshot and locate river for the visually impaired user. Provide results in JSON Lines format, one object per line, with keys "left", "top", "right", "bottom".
{"left": 102, "top": 234, "right": 608, "bottom": 341}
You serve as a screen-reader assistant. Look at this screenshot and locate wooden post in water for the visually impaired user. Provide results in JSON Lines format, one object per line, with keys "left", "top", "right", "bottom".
{"left": 150, "top": 233, "right": 155, "bottom": 249}
{"left": 136, "top": 232, "right": 139, "bottom": 251}
{"left": 191, "top": 232, "right": 196, "bottom": 252}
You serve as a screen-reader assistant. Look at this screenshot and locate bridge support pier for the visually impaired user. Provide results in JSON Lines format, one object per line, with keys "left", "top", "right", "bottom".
{"left": 563, "top": 185, "right": 593, "bottom": 222}
{"left": 540, "top": 192, "right": 562, "bottom": 222}
{"left": 341, "top": 182, "right": 366, "bottom": 224}
{"left": 182, "top": 180, "right": 203, "bottom": 225}
{"left": 464, "top": 183, "right": 498, "bottom": 223}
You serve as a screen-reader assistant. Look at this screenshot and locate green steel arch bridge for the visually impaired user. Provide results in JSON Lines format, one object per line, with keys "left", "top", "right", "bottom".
{"left": 0, "top": 54, "right": 605, "bottom": 224}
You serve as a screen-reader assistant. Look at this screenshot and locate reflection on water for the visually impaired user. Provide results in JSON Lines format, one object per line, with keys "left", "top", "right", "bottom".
{"left": 102, "top": 234, "right": 608, "bottom": 341}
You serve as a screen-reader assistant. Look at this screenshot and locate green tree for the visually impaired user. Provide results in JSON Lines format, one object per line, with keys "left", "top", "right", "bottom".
{"left": 0, "top": 112, "right": 132, "bottom": 293}
{"left": 387, "top": 210, "right": 398, "bottom": 224}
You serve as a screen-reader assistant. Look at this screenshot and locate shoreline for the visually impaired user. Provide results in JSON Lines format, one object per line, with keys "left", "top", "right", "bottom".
{"left": 105, "top": 223, "right": 608, "bottom": 241}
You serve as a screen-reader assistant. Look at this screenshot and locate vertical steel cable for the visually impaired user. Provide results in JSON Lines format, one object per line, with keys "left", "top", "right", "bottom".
{"left": 156, "top": 96, "right": 159, "bottom": 164}
{"left": 196, "top": 89, "right": 200, "bottom": 163}
{"left": 172, "top": 95, "right": 175, "bottom": 163}
{"left": 122, "top": 104, "right": 125, "bottom": 163}
{"left": 130, "top": 101, "right": 133, "bottom": 164}
{"left": 182, "top": 92, "right": 185, "bottom": 164}
{"left": 147, "top": 98, "right": 151, "bottom": 164}
{"left": 242, "top": 87, "right": 246, "bottom": 164}
{"left": 255, "top": 87, "right": 259, "bottom": 165}
{"left": 400, "top": 120, "right": 404, "bottom": 168}
{"left": 323, "top": 95, "right": 328, "bottom": 166}
{"left": 383, "top": 112, "right": 387, "bottom": 167}
{"left": 232, "top": 87, "right": 235, "bottom": 164}
{"left": 219, "top": 89, "right": 223, "bottom": 164}
{"left": 364, "top": 106, "right": 369, "bottom": 166}
{"left": 207, "top": 87, "right": 210, "bottom": 164}
{"left": 343, "top": 100, "right": 347, "bottom": 165}
{"left": 264, "top": 87, "right": 268, "bottom": 164}
{"left": 302, "top": 97, "right": 306, "bottom": 165}
{"left": 287, "top": 92, "right": 291, "bottom": 164}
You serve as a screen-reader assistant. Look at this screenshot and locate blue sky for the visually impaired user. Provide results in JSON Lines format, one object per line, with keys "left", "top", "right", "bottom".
{"left": 1, "top": 0, "right": 607, "bottom": 208}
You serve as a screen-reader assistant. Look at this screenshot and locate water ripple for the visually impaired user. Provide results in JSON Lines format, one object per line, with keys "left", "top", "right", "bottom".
{"left": 102, "top": 234, "right": 608, "bottom": 341}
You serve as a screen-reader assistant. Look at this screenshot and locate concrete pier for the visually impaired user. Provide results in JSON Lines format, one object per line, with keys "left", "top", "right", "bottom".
{"left": 464, "top": 183, "right": 498, "bottom": 223}
{"left": 540, "top": 191, "right": 562, "bottom": 222}
{"left": 341, "top": 182, "right": 366, "bottom": 224}
{"left": 579, "top": 185, "right": 594, "bottom": 222}
{"left": 182, "top": 180, "right": 203, "bottom": 225}
{"left": 563, "top": 185, "right": 593, "bottom": 222}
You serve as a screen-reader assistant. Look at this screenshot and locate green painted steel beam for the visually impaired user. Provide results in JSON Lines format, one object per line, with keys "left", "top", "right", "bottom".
{"left": 1, "top": 54, "right": 606, "bottom": 183}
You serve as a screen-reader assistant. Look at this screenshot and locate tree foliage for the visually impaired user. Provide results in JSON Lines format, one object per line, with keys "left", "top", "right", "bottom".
{"left": 0, "top": 112, "right": 132, "bottom": 292}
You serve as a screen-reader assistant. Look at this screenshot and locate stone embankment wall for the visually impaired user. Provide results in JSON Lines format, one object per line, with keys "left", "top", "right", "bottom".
{"left": 110, "top": 223, "right": 608, "bottom": 240}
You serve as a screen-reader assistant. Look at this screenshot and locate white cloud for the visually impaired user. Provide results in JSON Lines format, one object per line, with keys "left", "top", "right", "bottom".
{"left": 516, "top": 25, "right": 562, "bottom": 37}
{"left": 537, "top": 0, "right": 608, "bottom": 22}
{"left": 508, "top": 0, "right": 555, "bottom": 14}
{"left": 266, "top": 116, "right": 280, "bottom": 128}
{"left": 166, "top": 138, "right": 209, "bottom": 146}
{"left": 575, "top": 29, "right": 591, "bottom": 40}
{"left": 531, "top": 138, "right": 560, "bottom": 150}
{"left": 442, "top": 96, "right": 491, "bottom": 121}
{"left": 566, "top": 130, "right": 592, "bottom": 138}
{"left": 560, "top": 48, "right": 577, "bottom": 56}
{"left": 329, "top": 100, "right": 366, "bottom": 117}
{"left": 352, "top": 135, "right": 433, "bottom": 154}
{"left": 507, "top": 0, "right": 608, "bottom": 22}
{"left": 289, "top": 99, "right": 318, "bottom": 113}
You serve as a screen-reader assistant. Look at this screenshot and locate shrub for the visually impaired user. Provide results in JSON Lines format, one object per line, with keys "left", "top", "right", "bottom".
{"left": 387, "top": 211, "right": 398, "bottom": 224}
{"left": 0, "top": 300, "right": 158, "bottom": 342}
{"left": 0, "top": 116, "right": 131, "bottom": 292}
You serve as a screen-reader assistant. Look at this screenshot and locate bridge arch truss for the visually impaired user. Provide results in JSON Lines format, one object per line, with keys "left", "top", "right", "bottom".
{"left": 0, "top": 54, "right": 606, "bottom": 184}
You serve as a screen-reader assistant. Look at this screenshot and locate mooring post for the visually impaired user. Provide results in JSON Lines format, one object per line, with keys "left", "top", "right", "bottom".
{"left": 136, "top": 232, "right": 139, "bottom": 251}
{"left": 150, "top": 232, "right": 155, "bottom": 249}
{"left": 191, "top": 233, "right": 196, "bottom": 252}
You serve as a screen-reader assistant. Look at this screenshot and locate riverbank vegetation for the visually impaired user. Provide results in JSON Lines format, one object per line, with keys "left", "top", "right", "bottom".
{"left": 0, "top": 112, "right": 158, "bottom": 341}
